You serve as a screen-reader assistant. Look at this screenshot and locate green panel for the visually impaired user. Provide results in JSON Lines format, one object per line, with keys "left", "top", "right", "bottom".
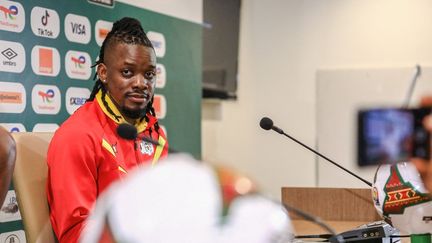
{"left": 0, "top": 220, "right": 24, "bottom": 234}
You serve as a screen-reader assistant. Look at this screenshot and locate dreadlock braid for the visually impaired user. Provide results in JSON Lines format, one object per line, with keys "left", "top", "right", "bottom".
{"left": 143, "top": 96, "right": 160, "bottom": 137}
{"left": 101, "top": 89, "right": 122, "bottom": 122}
{"left": 87, "top": 17, "right": 161, "bottom": 136}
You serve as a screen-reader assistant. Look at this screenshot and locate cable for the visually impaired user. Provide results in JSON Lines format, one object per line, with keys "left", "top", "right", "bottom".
{"left": 295, "top": 234, "right": 333, "bottom": 239}
{"left": 403, "top": 64, "right": 421, "bottom": 108}
{"left": 281, "top": 202, "right": 341, "bottom": 242}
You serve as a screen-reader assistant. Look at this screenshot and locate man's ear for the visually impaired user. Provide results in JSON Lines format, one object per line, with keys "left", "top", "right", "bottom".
{"left": 97, "top": 63, "right": 107, "bottom": 83}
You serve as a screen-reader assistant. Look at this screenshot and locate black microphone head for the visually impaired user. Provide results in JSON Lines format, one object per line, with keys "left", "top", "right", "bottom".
{"left": 117, "top": 123, "right": 138, "bottom": 140}
{"left": 260, "top": 117, "right": 273, "bottom": 130}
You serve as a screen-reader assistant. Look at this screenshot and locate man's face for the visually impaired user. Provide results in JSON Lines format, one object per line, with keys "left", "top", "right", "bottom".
{"left": 97, "top": 42, "right": 157, "bottom": 121}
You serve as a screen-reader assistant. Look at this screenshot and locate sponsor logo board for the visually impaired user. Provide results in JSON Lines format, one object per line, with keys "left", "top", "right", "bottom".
{"left": 87, "top": 0, "right": 114, "bottom": 8}
{"left": 95, "top": 20, "right": 112, "bottom": 46}
{"left": 30, "top": 7, "right": 60, "bottom": 39}
{"left": 0, "top": 81, "right": 26, "bottom": 113}
{"left": 65, "top": 50, "right": 92, "bottom": 80}
{"left": 153, "top": 94, "right": 166, "bottom": 119}
{"left": 0, "top": 40, "right": 25, "bottom": 73}
{"left": 30, "top": 6, "right": 60, "bottom": 38}
{"left": 0, "top": 123, "right": 26, "bottom": 132}
{"left": 32, "top": 123, "right": 59, "bottom": 132}
{"left": 0, "top": 0, "right": 25, "bottom": 32}
{"left": 147, "top": 31, "right": 166, "bottom": 58}
{"left": 0, "top": 191, "right": 21, "bottom": 223}
{"left": 31, "top": 45, "right": 60, "bottom": 76}
{"left": 156, "top": 63, "right": 166, "bottom": 88}
{"left": 64, "top": 13, "right": 91, "bottom": 44}
{"left": 0, "top": 230, "right": 26, "bottom": 243}
{"left": 65, "top": 87, "right": 90, "bottom": 114}
{"left": 31, "top": 84, "right": 61, "bottom": 114}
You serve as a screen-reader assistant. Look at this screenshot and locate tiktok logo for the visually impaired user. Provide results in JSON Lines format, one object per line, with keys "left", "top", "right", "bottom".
{"left": 30, "top": 7, "right": 59, "bottom": 39}
{"left": 41, "top": 9, "right": 49, "bottom": 26}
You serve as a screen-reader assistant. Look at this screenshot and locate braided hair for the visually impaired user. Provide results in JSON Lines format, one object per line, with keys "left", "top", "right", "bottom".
{"left": 88, "top": 17, "right": 160, "bottom": 136}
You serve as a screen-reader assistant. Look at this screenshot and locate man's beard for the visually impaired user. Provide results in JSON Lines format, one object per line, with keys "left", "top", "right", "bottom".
{"left": 121, "top": 106, "right": 147, "bottom": 119}
{"left": 105, "top": 91, "right": 148, "bottom": 120}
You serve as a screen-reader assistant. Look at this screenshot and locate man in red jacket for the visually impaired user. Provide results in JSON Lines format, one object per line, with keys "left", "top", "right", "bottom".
{"left": 46, "top": 17, "right": 168, "bottom": 242}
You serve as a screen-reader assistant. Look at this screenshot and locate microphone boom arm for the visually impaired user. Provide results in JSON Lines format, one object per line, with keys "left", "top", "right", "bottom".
{"left": 281, "top": 131, "right": 372, "bottom": 187}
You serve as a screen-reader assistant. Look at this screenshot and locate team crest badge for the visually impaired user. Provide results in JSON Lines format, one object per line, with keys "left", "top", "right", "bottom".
{"left": 139, "top": 141, "right": 154, "bottom": 155}
{"left": 383, "top": 166, "right": 432, "bottom": 215}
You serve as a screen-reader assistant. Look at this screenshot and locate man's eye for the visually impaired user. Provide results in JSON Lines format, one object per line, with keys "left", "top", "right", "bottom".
{"left": 145, "top": 71, "right": 156, "bottom": 79}
{"left": 122, "top": 69, "right": 132, "bottom": 76}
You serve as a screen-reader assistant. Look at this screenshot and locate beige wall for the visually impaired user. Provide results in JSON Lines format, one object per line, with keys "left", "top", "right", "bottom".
{"left": 118, "top": 0, "right": 203, "bottom": 23}
{"left": 202, "top": 0, "right": 432, "bottom": 199}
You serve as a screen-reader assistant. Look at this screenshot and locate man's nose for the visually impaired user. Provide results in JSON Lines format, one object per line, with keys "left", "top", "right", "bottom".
{"left": 134, "top": 75, "right": 148, "bottom": 88}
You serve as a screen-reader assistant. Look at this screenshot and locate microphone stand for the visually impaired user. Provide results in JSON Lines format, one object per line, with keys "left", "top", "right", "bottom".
{"left": 278, "top": 129, "right": 372, "bottom": 187}
{"left": 402, "top": 64, "right": 421, "bottom": 108}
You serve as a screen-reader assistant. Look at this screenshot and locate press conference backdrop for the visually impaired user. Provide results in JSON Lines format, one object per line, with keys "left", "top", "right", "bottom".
{"left": 0, "top": 0, "right": 202, "bottom": 240}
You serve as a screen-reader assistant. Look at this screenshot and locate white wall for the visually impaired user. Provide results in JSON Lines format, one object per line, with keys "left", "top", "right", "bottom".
{"left": 118, "top": 0, "right": 203, "bottom": 23}
{"left": 202, "top": 0, "right": 432, "bottom": 199}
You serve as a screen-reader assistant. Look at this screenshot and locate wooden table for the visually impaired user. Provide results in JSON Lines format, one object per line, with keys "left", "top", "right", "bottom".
{"left": 283, "top": 187, "right": 410, "bottom": 242}
{"left": 292, "top": 220, "right": 369, "bottom": 235}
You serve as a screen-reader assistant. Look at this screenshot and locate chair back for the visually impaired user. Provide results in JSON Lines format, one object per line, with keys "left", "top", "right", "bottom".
{"left": 12, "top": 132, "right": 56, "bottom": 243}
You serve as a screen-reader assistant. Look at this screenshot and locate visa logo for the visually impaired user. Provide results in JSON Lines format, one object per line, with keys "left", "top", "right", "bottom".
{"left": 65, "top": 14, "right": 90, "bottom": 44}
{"left": 71, "top": 22, "right": 86, "bottom": 35}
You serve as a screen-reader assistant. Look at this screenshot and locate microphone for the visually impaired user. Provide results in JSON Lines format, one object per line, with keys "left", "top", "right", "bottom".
{"left": 259, "top": 117, "right": 283, "bottom": 134}
{"left": 259, "top": 117, "right": 372, "bottom": 187}
{"left": 117, "top": 123, "right": 162, "bottom": 147}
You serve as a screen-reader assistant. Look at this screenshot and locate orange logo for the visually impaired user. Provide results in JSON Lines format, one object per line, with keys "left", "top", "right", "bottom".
{"left": 98, "top": 28, "right": 109, "bottom": 39}
{"left": 0, "top": 91, "right": 22, "bottom": 104}
{"left": 153, "top": 95, "right": 161, "bottom": 115}
{"left": 39, "top": 48, "right": 53, "bottom": 74}
{"left": 152, "top": 95, "right": 166, "bottom": 119}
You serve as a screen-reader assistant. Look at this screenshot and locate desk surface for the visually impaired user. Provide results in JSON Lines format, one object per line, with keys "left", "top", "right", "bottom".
{"left": 292, "top": 220, "right": 411, "bottom": 242}
{"left": 292, "top": 220, "right": 368, "bottom": 235}
{"left": 282, "top": 187, "right": 380, "bottom": 222}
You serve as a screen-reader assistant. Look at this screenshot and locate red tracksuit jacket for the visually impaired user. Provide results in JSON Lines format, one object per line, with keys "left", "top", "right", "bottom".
{"left": 46, "top": 90, "right": 168, "bottom": 242}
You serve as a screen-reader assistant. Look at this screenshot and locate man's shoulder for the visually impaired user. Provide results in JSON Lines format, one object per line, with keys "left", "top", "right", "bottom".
{"left": 54, "top": 102, "right": 103, "bottom": 140}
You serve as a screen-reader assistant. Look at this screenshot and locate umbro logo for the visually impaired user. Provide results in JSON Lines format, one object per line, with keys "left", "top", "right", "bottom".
{"left": 0, "top": 40, "right": 25, "bottom": 73}
{"left": 2, "top": 48, "right": 17, "bottom": 60}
